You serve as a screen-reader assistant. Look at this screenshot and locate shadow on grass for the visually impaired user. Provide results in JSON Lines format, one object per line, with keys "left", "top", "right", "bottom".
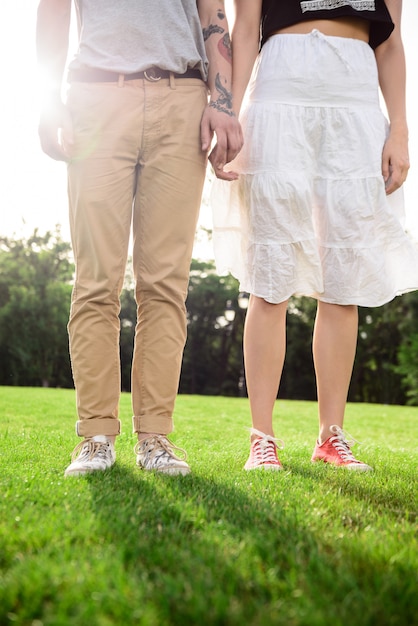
{"left": 288, "top": 460, "right": 417, "bottom": 524}
{"left": 84, "top": 463, "right": 415, "bottom": 626}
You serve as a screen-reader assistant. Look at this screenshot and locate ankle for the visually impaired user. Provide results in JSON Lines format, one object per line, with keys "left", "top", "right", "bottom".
{"left": 250, "top": 427, "right": 275, "bottom": 442}
{"left": 319, "top": 423, "right": 343, "bottom": 445}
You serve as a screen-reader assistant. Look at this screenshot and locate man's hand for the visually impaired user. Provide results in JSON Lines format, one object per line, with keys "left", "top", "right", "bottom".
{"left": 38, "top": 96, "right": 73, "bottom": 162}
{"left": 198, "top": 3, "right": 243, "bottom": 180}
{"left": 201, "top": 103, "right": 243, "bottom": 181}
{"left": 382, "top": 128, "right": 410, "bottom": 195}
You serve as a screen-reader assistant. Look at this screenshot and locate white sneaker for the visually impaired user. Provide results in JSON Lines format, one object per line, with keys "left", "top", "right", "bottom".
{"left": 64, "top": 435, "right": 116, "bottom": 477}
{"left": 134, "top": 435, "right": 190, "bottom": 476}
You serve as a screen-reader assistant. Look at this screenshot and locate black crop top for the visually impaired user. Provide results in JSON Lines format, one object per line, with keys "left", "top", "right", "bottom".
{"left": 261, "top": 0, "right": 394, "bottom": 49}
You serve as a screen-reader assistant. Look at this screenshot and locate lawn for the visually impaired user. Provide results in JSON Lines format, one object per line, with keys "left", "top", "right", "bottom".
{"left": 0, "top": 386, "right": 417, "bottom": 625}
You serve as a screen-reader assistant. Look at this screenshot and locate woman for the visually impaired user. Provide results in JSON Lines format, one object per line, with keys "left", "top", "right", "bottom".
{"left": 212, "top": 0, "right": 418, "bottom": 471}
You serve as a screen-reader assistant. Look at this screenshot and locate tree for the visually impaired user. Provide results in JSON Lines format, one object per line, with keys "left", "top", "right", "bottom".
{"left": 350, "top": 299, "right": 409, "bottom": 405}
{"left": 0, "top": 229, "right": 74, "bottom": 387}
{"left": 280, "top": 297, "right": 317, "bottom": 401}
{"left": 180, "top": 260, "right": 241, "bottom": 395}
{"left": 119, "top": 264, "right": 136, "bottom": 392}
{"left": 395, "top": 292, "right": 418, "bottom": 405}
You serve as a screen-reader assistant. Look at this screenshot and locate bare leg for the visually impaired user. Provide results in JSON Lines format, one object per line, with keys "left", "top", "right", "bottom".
{"left": 243, "top": 296, "right": 288, "bottom": 438}
{"left": 313, "top": 301, "right": 358, "bottom": 443}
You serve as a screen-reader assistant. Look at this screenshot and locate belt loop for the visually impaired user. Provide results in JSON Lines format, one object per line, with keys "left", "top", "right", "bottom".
{"left": 169, "top": 71, "right": 176, "bottom": 90}
{"left": 118, "top": 74, "right": 125, "bottom": 88}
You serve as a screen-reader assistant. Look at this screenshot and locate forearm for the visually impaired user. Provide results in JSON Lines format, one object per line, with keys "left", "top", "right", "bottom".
{"left": 37, "top": 0, "right": 73, "bottom": 161}
{"left": 36, "top": 0, "right": 72, "bottom": 96}
{"left": 375, "top": 0, "right": 408, "bottom": 135}
{"left": 374, "top": 0, "right": 409, "bottom": 193}
{"left": 231, "top": 0, "right": 262, "bottom": 114}
{"left": 199, "top": 1, "right": 234, "bottom": 116}
{"left": 376, "top": 43, "right": 408, "bottom": 139}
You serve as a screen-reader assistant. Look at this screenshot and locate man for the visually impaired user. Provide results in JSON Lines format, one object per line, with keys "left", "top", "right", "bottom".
{"left": 36, "top": 0, "right": 242, "bottom": 476}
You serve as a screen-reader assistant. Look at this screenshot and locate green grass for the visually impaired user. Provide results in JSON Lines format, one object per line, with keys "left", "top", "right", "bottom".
{"left": 0, "top": 387, "right": 417, "bottom": 626}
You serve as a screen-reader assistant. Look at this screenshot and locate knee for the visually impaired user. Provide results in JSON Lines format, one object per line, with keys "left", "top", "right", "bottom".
{"left": 318, "top": 301, "right": 358, "bottom": 321}
{"left": 250, "top": 296, "right": 288, "bottom": 314}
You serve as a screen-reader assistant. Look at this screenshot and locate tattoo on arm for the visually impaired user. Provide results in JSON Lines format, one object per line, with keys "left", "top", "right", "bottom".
{"left": 209, "top": 73, "right": 234, "bottom": 117}
{"left": 203, "top": 23, "right": 225, "bottom": 41}
{"left": 218, "top": 32, "right": 232, "bottom": 63}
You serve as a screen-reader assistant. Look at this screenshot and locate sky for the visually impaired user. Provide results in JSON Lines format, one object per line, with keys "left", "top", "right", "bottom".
{"left": 1, "top": 1, "right": 417, "bottom": 257}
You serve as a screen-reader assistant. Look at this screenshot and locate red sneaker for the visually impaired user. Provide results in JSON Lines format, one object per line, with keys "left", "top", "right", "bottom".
{"left": 244, "top": 428, "right": 284, "bottom": 471}
{"left": 311, "top": 425, "right": 373, "bottom": 471}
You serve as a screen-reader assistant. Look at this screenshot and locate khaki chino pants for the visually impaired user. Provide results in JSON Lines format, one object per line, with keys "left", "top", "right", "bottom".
{"left": 66, "top": 75, "right": 208, "bottom": 438}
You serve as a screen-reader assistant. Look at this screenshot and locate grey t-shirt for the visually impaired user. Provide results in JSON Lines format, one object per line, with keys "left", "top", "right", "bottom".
{"left": 68, "top": 0, "right": 208, "bottom": 80}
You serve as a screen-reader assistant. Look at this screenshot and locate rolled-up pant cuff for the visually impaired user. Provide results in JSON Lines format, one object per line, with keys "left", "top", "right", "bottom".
{"left": 132, "top": 415, "right": 173, "bottom": 435}
{"left": 76, "top": 418, "right": 121, "bottom": 438}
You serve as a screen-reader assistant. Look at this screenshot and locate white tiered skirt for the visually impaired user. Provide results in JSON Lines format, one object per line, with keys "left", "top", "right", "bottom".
{"left": 211, "top": 31, "right": 418, "bottom": 306}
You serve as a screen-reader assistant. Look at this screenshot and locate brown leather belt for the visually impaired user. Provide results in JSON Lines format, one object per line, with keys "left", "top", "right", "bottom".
{"left": 68, "top": 67, "right": 203, "bottom": 83}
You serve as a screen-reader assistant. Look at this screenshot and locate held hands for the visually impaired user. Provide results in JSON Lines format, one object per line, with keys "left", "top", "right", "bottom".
{"left": 201, "top": 101, "right": 243, "bottom": 181}
{"left": 382, "top": 127, "right": 410, "bottom": 195}
{"left": 38, "top": 95, "right": 73, "bottom": 162}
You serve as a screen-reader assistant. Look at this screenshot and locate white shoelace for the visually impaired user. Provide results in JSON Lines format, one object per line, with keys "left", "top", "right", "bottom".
{"left": 71, "top": 438, "right": 111, "bottom": 462}
{"left": 329, "top": 425, "right": 361, "bottom": 462}
{"left": 135, "top": 436, "right": 188, "bottom": 467}
{"left": 249, "top": 428, "right": 284, "bottom": 464}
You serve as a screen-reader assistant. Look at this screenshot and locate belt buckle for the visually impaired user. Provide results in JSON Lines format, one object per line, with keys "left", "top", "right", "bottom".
{"left": 144, "top": 67, "right": 161, "bottom": 82}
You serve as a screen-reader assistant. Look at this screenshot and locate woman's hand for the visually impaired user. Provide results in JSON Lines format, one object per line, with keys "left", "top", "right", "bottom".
{"left": 382, "top": 127, "right": 410, "bottom": 194}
